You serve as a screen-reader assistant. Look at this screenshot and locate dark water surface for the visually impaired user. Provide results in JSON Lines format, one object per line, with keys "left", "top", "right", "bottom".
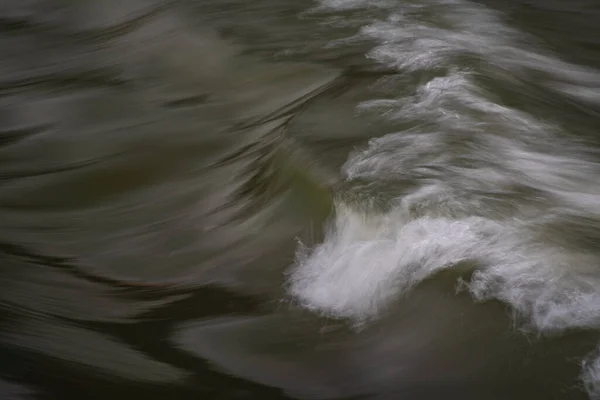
{"left": 2, "top": 0, "right": 600, "bottom": 399}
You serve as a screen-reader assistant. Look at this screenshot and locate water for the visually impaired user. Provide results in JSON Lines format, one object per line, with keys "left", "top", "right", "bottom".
{"left": 2, "top": 0, "right": 600, "bottom": 399}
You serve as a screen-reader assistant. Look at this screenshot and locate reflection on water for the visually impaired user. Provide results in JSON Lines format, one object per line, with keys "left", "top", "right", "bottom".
{"left": 2, "top": 0, "right": 600, "bottom": 399}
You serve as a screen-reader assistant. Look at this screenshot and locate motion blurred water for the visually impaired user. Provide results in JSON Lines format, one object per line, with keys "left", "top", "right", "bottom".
{"left": 2, "top": 0, "right": 600, "bottom": 399}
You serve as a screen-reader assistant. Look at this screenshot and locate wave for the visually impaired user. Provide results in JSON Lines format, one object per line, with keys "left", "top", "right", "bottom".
{"left": 288, "top": 0, "right": 600, "bottom": 397}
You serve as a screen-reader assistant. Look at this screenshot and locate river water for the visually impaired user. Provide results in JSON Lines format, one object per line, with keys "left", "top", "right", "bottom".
{"left": 2, "top": 0, "right": 600, "bottom": 399}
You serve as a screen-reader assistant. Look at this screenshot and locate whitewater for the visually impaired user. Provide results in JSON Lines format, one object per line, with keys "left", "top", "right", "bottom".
{"left": 287, "top": 0, "right": 600, "bottom": 397}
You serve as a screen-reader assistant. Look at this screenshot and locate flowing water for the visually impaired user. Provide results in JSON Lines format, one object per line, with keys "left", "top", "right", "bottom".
{"left": 2, "top": 0, "right": 600, "bottom": 399}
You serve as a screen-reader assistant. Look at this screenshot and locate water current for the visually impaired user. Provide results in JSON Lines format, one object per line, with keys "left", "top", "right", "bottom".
{"left": 2, "top": 0, "right": 600, "bottom": 399}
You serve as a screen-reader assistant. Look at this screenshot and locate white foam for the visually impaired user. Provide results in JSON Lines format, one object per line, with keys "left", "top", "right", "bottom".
{"left": 298, "top": 0, "right": 600, "bottom": 323}
{"left": 290, "top": 0, "right": 600, "bottom": 396}
{"left": 583, "top": 350, "right": 600, "bottom": 400}
{"left": 290, "top": 200, "right": 600, "bottom": 329}
{"left": 289, "top": 207, "right": 503, "bottom": 320}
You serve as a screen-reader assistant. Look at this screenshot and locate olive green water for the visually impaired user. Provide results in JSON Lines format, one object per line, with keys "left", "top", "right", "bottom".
{"left": 2, "top": 1, "right": 600, "bottom": 399}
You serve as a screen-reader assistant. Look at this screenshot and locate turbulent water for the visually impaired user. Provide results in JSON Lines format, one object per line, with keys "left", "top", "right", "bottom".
{"left": 2, "top": 0, "right": 600, "bottom": 399}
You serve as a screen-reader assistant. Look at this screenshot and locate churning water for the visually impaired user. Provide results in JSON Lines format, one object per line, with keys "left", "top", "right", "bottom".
{"left": 2, "top": 0, "right": 600, "bottom": 399}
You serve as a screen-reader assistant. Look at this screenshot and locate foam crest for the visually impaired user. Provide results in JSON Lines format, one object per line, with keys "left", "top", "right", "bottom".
{"left": 289, "top": 206, "right": 503, "bottom": 320}
{"left": 290, "top": 0, "right": 600, "bottom": 396}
